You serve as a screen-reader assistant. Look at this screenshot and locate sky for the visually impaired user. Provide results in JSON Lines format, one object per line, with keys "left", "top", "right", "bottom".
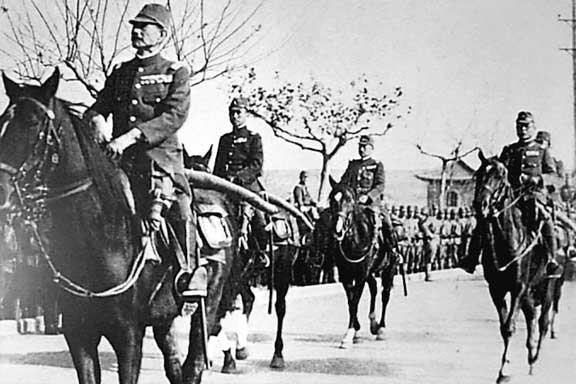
{"left": 1, "top": 0, "right": 574, "bottom": 174}
{"left": 181, "top": 0, "right": 575, "bottom": 173}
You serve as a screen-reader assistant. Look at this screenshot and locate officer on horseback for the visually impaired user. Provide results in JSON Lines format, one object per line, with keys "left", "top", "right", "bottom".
{"left": 293, "top": 170, "right": 319, "bottom": 231}
{"left": 213, "top": 97, "right": 268, "bottom": 258}
{"left": 84, "top": 3, "right": 204, "bottom": 298}
{"left": 339, "top": 135, "right": 396, "bottom": 253}
{"left": 459, "top": 111, "right": 559, "bottom": 276}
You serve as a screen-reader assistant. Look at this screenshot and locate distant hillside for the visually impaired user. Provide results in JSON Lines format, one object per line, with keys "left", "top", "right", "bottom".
{"left": 262, "top": 169, "right": 428, "bottom": 206}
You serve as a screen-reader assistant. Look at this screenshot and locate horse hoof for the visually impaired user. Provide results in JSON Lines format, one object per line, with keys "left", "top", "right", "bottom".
{"left": 550, "top": 331, "right": 556, "bottom": 339}
{"left": 221, "top": 359, "right": 237, "bottom": 374}
{"left": 376, "top": 327, "right": 386, "bottom": 341}
{"left": 270, "top": 354, "right": 285, "bottom": 369}
{"left": 221, "top": 352, "right": 236, "bottom": 374}
{"left": 339, "top": 340, "right": 350, "bottom": 349}
{"left": 235, "top": 347, "right": 249, "bottom": 361}
{"left": 496, "top": 373, "right": 511, "bottom": 383}
{"left": 353, "top": 335, "right": 361, "bottom": 344}
{"left": 370, "top": 320, "right": 379, "bottom": 335}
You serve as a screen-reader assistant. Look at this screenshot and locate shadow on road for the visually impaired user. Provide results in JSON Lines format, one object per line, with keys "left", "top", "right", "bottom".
{"left": 246, "top": 357, "right": 394, "bottom": 376}
{"left": 0, "top": 350, "right": 116, "bottom": 371}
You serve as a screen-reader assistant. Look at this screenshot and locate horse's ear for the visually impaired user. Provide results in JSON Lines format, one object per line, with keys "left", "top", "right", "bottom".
{"left": 2, "top": 72, "right": 21, "bottom": 101}
{"left": 204, "top": 145, "right": 213, "bottom": 164}
{"left": 329, "top": 175, "right": 338, "bottom": 189}
{"left": 41, "top": 67, "right": 60, "bottom": 100}
{"left": 478, "top": 149, "right": 487, "bottom": 164}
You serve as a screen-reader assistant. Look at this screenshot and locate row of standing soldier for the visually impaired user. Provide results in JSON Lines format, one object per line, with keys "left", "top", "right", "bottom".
{"left": 390, "top": 205, "right": 476, "bottom": 282}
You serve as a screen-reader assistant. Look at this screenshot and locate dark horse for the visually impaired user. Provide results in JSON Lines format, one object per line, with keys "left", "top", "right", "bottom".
{"left": 184, "top": 147, "right": 298, "bottom": 372}
{"left": 327, "top": 176, "right": 397, "bottom": 348}
{"left": 0, "top": 69, "right": 232, "bottom": 384}
{"left": 474, "top": 152, "right": 556, "bottom": 383}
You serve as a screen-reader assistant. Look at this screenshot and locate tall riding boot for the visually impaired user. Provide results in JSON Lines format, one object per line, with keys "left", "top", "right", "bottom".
{"left": 173, "top": 219, "right": 207, "bottom": 299}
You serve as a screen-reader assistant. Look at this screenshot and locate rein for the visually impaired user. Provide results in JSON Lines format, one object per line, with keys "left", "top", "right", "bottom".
{"left": 1, "top": 97, "right": 146, "bottom": 298}
{"left": 335, "top": 209, "right": 377, "bottom": 264}
{"left": 479, "top": 169, "right": 541, "bottom": 272}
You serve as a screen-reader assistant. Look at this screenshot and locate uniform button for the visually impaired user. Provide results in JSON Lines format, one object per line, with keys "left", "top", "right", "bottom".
{"left": 129, "top": 116, "right": 136, "bottom": 122}
{"left": 137, "top": 67, "right": 144, "bottom": 73}
{"left": 155, "top": 97, "right": 161, "bottom": 103}
{"left": 135, "top": 83, "right": 142, "bottom": 89}
{"left": 131, "top": 99, "right": 138, "bottom": 105}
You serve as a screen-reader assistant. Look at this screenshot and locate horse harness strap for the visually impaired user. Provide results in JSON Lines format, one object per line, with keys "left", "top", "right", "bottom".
{"left": 3, "top": 97, "right": 150, "bottom": 298}
{"left": 496, "top": 219, "right": 545, "bottom": 272}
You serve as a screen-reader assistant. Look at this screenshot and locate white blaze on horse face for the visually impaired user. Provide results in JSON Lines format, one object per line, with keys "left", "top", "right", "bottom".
{"left": 335, "top": 215, "right": 344, "bottom": 234}
{"left": 334, "top": 192, "right": 342, "bottom": 203}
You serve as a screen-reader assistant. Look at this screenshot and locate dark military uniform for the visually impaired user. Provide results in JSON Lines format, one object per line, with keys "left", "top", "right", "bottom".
{"left": 340, "top": 158, "right": 385, "bottom": 204}
{"left": 213, "top": 122, "right": 267, "bottom": 252}
{"left": 340, "top": 156, "right": 398, "bottom": 256}
{"left": 461, "top": 135, "right": 558, "bottom": 273}
{"left": 500, "top": 140, "right": 556, "bottom": 192}
{"left": 87, "top": 54, "right": 191, "bottom": 220}
{"left": 213, "top": 127, "right": 263, "bottom": 193}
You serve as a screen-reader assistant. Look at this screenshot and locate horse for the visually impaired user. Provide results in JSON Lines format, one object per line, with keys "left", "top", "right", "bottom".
{"left": 183, "top": 147, "right": 299, "bottom": 372}
{"left": 0, "top": 68, "right": 234, "bottom": 384}
{"left": 327, "top": 176, "right": 397, "bottom": 348}
{"left": 474, "top": 152, "right": 557, "bottom": 383}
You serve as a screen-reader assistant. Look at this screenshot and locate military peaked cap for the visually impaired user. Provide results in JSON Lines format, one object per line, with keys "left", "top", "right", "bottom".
{"left": 229, "top": 97, "right": 249, "bottom": 110}
{"left": 129, "top": 3, "right": 171, "bottom": 30}
{"left": 516, "top": 111, "right": 534, "bottom": 124}
{"left": 536, "top": 130, "right": 551, "bottom": 144}
{"left": 359, "top": 135, "right": 374, "bottom": 147}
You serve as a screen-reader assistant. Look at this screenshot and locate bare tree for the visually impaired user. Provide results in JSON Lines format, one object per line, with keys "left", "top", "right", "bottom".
{"left": 231, "top": 70, "right": 411, "bottom": 201}
{"left": 416, "top": 141, "right": 478, "bottom": 210}
{"left": 0, "top": 0, "right": 264, "bottom": 99}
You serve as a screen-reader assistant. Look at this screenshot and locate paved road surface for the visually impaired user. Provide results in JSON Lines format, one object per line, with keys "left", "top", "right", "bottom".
{"left": 1, "top": 270, "right": 575, "bottom": 384}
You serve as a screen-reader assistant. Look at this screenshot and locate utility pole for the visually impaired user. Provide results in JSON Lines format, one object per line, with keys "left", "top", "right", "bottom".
{"left": 560, "top": 0, "right": 576, "bottom": 172}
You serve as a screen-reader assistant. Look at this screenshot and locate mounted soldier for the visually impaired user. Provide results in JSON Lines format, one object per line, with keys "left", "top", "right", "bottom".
{"left": 459, "top": 111, "right": 559, "bottom": 276}
{"left": 293, "top": 170, "right": 319, "bottom": 238}
{"left": 83, "top": 3, "right": 204, "bottom": 298}
{"left": 339, "top": 135, "right": 396, "bottom": 255}
{"left": 213, "top": 96, "right": 269, "bottom": 262}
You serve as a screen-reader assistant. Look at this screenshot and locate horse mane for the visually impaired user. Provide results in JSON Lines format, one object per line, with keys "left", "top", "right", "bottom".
{"left": 58, "top": 99, "right": 133, "bottom": 219}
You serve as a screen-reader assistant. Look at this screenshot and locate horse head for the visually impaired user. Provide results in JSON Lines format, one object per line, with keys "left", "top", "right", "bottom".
{"left": 328, "top": 175, "right": 357, "bottom": 241}
{"left": 473, "top": 149, "right": 510, "bottom": 219}
{"left": 0, "top": 69, "right": 61, "bottom": 211}
{"left": 183, "top": 145, "right": 212, "bottom": 172}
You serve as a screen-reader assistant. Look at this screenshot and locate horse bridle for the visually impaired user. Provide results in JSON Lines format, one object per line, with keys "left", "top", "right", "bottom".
{"left": 0, "top": 97, "right": 147, "bottom": 298}
{"left": 0, "top": 97, "right": 93, "bottom": 215}
{"left": 333, "top": 204, "right": 376, "bottom": 265}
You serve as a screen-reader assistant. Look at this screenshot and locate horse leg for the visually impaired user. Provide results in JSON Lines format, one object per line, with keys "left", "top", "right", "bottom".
{"left": 63, "top": 319, "right": 102, "bottom": 384}
{"left": 106, "top": 322, "right": 145, "bottom": 384}
{"left": 367, "top": 273, "right": 379, "bottom": 335}
{"left": 181, "top": 311, "right": 206, "bottom": 384}
{"left": 550, "top": 277, "right": 563, "bottom": 339}
{"left": 153, "top": 317, "right": 190, "bottom": 384}
{"left": 339, "top": 280, "right": 356, "bottom": 349}
{"left": 270, "top": 261, "right": 290, "bottom": 369}
{"left": 520, "top": 295, "right": 537, "bottom": 375}
{"left": 340, "top": 278, "right": 364, "bottom": 348}
{"left": 376, "top": 267, "right": 394, "bottom": 341}
{"left": 488, "top": 285, "right": 512, "bottom": 383}
{"left": 531, "top": 280, "right": 555, "bottom": 372}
